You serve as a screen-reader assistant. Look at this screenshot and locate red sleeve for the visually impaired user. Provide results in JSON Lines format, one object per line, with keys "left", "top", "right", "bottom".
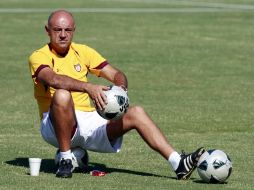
{"left": 93, "top": 61, "right": 109, "bottom": 70}
{"left": 32, "top": 64, "right": 50, "bottom": 82}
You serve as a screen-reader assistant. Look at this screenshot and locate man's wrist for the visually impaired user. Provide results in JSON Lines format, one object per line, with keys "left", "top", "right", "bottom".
{"left": 82, "top": 82, "right": 90, "bottom": 93}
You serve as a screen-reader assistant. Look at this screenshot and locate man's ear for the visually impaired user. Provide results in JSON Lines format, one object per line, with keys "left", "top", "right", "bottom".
{"left": 45, "top": 25, "right": 50, "bottom": 36}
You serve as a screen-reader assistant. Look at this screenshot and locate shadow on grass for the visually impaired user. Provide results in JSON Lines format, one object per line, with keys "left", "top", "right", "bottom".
{"left": 88, "top": 162, "right": 173, "bottom": 179}
{"left": 5, "top": 158, "right": 173, "bottom": 179}
{"left": 5, "top": 157, "right": 56, "bottom": 174}
{"left": 193, "top": 179, "right": 228, "bottom": 184}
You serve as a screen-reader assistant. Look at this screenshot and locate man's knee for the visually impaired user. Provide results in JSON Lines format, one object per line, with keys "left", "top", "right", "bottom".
{"left": 52, "top": 89, "right": 72, "bottom": 107}
{"left": 125, "top": 105, "right": 145, "bottom": 121}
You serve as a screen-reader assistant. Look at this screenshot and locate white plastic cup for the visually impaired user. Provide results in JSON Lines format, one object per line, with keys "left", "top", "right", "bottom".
{"left": 29, "top": 158, "right": 42, "bottom": 176}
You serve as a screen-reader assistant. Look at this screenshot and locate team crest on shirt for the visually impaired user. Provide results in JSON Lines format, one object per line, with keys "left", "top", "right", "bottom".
{"left": 74, "top": 63, "right": 81, "bottom": 72}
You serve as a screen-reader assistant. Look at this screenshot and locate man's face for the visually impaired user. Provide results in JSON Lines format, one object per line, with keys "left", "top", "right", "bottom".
{"left": 46, "top": 13, "right": 75, "bottom": 55}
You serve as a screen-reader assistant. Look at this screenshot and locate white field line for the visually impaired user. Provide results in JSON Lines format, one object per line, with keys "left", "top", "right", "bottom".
{"left": 1, "top": 1, "right": 254, "bottom": 13}
{"left": 106, "top": 0, "right": 254, "bottom": 10}
{"left": 0, "top": 6, "right": 252, "bottom": 14}
{"left": 175, "top": 1, "right": 254, "bottom": 10}
{"left": 0, "top": 134, "right": 40, "bottom": 137}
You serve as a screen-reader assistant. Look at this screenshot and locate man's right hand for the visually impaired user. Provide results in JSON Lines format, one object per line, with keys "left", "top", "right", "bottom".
{"left": 85, "top": 83, "right": 110, "bottom": 110}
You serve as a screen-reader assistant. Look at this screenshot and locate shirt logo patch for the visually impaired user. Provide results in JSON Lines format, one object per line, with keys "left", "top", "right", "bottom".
{"left": 74, "top": 63, "right": 81, "bottom": 72}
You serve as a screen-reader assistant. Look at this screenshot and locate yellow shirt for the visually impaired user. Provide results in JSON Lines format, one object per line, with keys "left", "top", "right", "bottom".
{"left": 29, "top": 42, "right": 107, "bottom": 119}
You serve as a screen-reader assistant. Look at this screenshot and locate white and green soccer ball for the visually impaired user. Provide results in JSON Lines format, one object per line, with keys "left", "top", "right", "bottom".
{"left": 97, "top": 85, "right": 129, "bottom": 120}
{"left": 55, "top": 147, "right": 89, "bottom": 171}
{"left": 197, "top": 149, "right": 232, "bottom": 183}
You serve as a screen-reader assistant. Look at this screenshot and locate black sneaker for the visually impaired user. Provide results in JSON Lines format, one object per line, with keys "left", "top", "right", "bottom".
{"left": 56, "top": 158, "right": 73, "bottom": 178}
{"left": 175, "top": 147, "right": 205, "bottom": 180}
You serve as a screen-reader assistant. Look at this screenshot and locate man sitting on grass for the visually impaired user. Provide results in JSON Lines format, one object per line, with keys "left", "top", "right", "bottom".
{"left": 28, "top": 9, "right": 205, "bottom": 179}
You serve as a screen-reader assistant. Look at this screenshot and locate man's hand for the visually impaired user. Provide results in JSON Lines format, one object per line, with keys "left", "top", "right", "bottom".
{"left": 85, "top": 84, "right": 110, "bottom": 110}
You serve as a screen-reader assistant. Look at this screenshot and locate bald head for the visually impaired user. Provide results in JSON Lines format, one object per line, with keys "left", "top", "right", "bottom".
{"left": 47, "top": 10, "right": 75, "bottom": 28}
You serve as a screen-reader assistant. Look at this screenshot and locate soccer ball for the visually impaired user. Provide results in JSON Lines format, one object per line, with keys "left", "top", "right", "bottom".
{"left": 55, "top": 147, "right": 89, "bottom": 171}
{"left": 197, "top": 149, "right": 232, "bottom": 183}
{"left": 97, "top": 85, "right": 129, "bottom": 120}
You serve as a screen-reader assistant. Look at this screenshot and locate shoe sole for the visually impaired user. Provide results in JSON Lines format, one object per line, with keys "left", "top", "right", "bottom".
{"left": 179, "top": 147, "right": 205, "bottom": 180}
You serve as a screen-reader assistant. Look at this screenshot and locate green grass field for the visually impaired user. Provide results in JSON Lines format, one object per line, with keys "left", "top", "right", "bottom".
{"left": 0, "top": 0, "right": 254, "bottom": 189}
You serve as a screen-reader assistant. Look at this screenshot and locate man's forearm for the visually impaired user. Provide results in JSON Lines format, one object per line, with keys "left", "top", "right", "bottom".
{"left": 50, "top": 74, "right": 89, "bottom": 92}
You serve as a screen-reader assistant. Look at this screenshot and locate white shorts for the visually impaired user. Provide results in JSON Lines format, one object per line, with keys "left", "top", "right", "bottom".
{"left": 40, "top": 110, "right": 123, "bottom": 153}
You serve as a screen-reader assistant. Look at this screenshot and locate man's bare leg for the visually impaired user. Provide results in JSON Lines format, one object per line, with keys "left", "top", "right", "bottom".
{"left": 50, "top": 89, "right": 76, "bottom": 178}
